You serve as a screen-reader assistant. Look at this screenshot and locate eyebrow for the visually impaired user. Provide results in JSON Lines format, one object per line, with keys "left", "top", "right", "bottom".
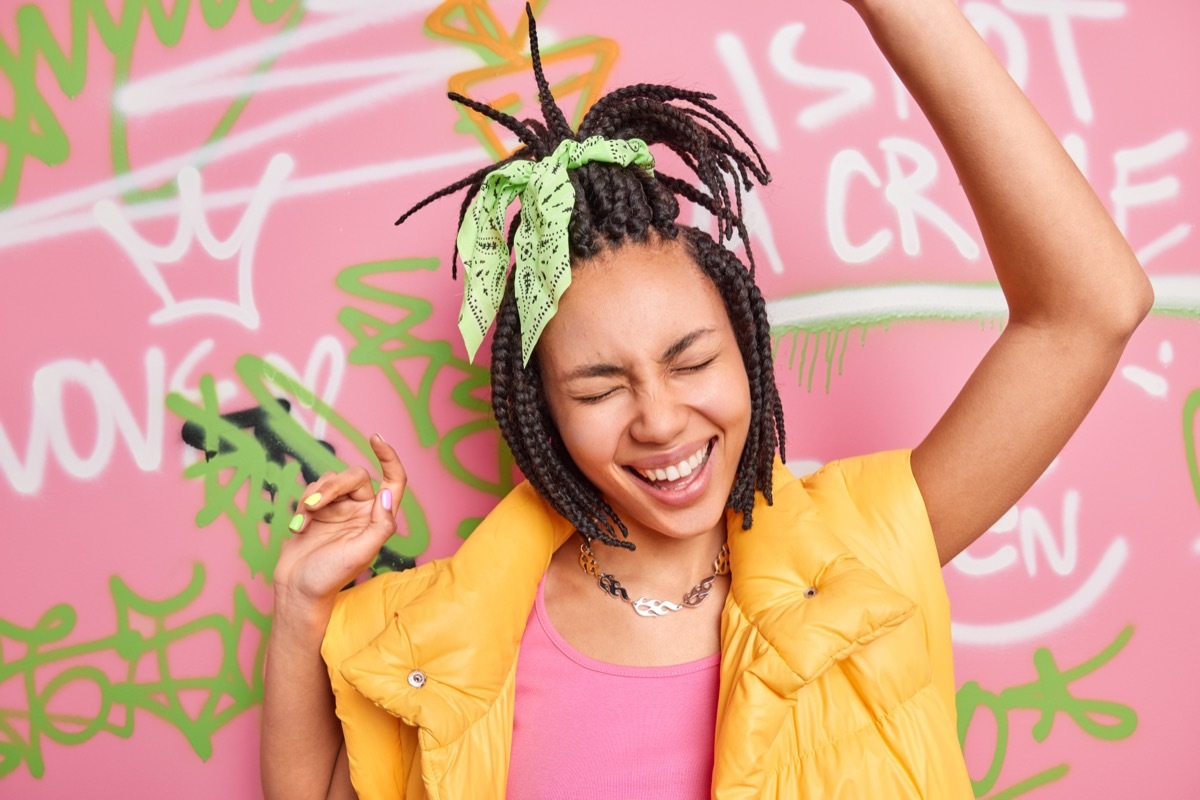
{"left": 561, "top": 327, "right": 718, "bottom": 383}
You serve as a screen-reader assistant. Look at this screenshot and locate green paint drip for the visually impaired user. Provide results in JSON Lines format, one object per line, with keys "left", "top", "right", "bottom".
{"left": 795, "top": 332, "right": 809, "bottom": 386}
{"left": 823, "top": 328, "right": 844, "bottom": 394}
{"left": 771, "top": 327, "right": 857, "bottom": 394}
{"left": 836, "top": 326, "right": 850, "bottom": 378}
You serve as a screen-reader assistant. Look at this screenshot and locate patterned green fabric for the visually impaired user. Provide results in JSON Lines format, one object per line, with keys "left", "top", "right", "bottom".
{"left": 455, "top": 136, "right": 655, "bottom": 365}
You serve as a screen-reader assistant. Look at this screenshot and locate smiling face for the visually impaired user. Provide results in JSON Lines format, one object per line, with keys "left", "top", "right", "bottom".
{"left": 537, "top": 237, "right": 752, "bottom": 544}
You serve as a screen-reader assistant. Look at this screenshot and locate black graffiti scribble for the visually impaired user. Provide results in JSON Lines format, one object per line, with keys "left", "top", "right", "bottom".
{"left": 181, "top": 396, "right": 335, "bottom": 489}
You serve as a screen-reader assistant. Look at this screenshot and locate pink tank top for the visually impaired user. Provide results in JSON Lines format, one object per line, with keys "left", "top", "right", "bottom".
{"left": 506, "top": 577, "right": 721, "bottom": 799}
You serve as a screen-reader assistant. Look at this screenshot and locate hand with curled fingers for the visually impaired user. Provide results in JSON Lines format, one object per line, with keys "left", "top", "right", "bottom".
{"left": 273, "top": 434, "right": 407, "bottom": 613}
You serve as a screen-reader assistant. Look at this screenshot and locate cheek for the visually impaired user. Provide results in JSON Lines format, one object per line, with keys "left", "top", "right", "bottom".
{"left": 695, "top": 369, "right": 752, "bottom": 431}
{"left": 555, "top": 408, "right": 622, "bottom": 472}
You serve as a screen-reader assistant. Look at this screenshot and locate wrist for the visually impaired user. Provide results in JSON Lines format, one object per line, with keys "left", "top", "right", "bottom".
{"left": 271, "top": 586, "right": 336, "bottom": 638}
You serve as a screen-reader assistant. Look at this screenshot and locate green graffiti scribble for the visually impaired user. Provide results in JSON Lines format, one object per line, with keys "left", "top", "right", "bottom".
{"left": 0, "top": 564, "right": 269, "bottom": 778}
{"left": 984, "top": 765, "right": 1071, "bottom": 800}
{"left": 336, "top": 258, "right": 516, "bottom": 501}
{"left": 955, "top": 626, "right": 1137, "bottom": 799}
{"left": 1183, "top": 388, "right": 1200, "bottom": 510}
{"left": 166, "top": 356, "right": 432, "bottom": 581}
{"left": 0, "top": 0, "right": 304, "bottom": 209}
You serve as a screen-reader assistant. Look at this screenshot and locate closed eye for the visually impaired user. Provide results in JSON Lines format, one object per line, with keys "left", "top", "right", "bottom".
{"left": 574, "top": 388, "right": 617, "bottom": 404}
{"left": 675, "top": 356, "right": 717, "bottom": 373}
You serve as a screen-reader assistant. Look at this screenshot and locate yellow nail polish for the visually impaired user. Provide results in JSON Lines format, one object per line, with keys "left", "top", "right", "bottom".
{"left": 304, "top": 492, "right": 322, "bottom": 507}
{"left": 288, "top": 513, "right": 304, "bottom": 532}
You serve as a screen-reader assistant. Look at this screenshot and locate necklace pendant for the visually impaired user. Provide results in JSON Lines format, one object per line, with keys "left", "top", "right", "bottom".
{"left": 682, "top": 575, "right": 717, "bottom": 607}
{"left": 578, "top": 545, "right": 600, "bottom": 578}
{"left": 633, "top": 597, "right": 684, "bottom": 617}
{"left": 597, "top": 573, "right": 630, "bottom": 601}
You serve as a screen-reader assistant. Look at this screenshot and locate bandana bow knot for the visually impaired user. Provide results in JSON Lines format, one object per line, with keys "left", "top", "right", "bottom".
{"left": 456, "top": 135, "right": 655, "bottom": 365}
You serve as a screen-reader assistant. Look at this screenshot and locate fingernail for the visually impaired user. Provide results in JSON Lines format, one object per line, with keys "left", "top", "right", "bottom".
{"left": 375, "top": 433, "right": 387, "bottom": 444}
{"left": 288, "top": 513, "right": 304, "bottom": 532}
{"left": 381, "top": 489, "right": 393, "bottom": 510}
{"left": 304, "top": 492, "right": 322, "bottom": 507}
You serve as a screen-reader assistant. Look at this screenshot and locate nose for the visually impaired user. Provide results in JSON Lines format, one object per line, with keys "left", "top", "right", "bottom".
{"left": 629, "top": 384, "right": 688, "bottom": 444}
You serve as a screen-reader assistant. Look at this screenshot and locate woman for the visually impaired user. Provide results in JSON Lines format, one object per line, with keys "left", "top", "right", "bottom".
{"left": 260, "top": 0, "right": 1153, "bottom": 797}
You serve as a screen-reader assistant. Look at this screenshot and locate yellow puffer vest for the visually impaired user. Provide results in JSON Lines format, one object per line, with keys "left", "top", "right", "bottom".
{"left": 322, "top": 450, "right": 974, "bottom": 798}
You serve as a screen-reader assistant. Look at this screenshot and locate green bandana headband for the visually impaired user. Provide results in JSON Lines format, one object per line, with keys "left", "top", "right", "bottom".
{"left": 456, "top": 135, "right": 655, "bottom": 366}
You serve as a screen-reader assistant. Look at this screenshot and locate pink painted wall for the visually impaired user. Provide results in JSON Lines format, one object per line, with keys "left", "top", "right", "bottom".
{"left": 1, "top": 1, "right": 1196, "bottom": 797}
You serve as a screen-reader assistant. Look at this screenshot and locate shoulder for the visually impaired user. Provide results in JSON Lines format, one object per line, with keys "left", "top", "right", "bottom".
{"left": 797, "top": 450, "right": 957, "bottom": 705}
{"left": 322, "top": 560, "right": 449, "bottom": 663}
{"left": 801, "top": 451, "right": 931, "bottom": 545}
{"left": 797, "top": 449, "right": 940, "bottom": 588}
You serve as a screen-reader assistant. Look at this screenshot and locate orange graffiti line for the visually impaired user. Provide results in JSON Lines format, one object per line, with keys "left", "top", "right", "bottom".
{"left": 422, "top": 1, "right": 619, "bottom": 159}
{"left": 426, "top": 0, "right": 551, "bottom": 59}
{"left": 448, "top": 40, "right": 620, "bottom": 160}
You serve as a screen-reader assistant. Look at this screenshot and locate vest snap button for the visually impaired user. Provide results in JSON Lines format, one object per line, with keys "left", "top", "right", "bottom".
{"left": 803, "top": 586, "right": 818, "bottom": 599}
{"left": 407, "top": 669, "right": 427, "bottom": 688}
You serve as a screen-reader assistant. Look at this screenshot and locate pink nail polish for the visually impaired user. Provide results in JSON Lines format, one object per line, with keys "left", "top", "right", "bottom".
{"left": 381, "top": 488, "right": 393, "bottom": 510}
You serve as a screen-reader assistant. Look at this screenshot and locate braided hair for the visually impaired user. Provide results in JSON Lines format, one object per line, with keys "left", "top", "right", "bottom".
{"left": 397, "top": 5, "right": 786, "bottom": 549}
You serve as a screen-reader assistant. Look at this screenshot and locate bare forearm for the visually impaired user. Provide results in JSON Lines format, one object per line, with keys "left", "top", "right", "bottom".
{"left": 855, "top": 0, "right": 1153, "bottom": 559}
{"left": 853, "top": 0, "right": 1152, "bottom": 329}
{"left": 261, "top": 594, "right": 345, "bottom": 800}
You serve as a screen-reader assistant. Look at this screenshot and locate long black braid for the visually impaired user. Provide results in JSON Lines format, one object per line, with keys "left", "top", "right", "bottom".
{"left": 397, "top": 5, "right": 785, "bottom": 548}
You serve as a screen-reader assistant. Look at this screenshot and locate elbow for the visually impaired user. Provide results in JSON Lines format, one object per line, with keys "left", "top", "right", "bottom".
{"left": 1082, "top": 252, "right": 1154, "bottom": 345}
{"left": 1113, "top": 262, "right": 1155, "bottom": 342}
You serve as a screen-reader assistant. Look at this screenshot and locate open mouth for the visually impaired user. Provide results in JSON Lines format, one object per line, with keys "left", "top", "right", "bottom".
{"left": 625, "top": 438, "right": 715, "bottom": 492}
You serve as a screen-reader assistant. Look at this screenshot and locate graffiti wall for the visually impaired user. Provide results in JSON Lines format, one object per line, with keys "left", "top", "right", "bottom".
{"left": 1, "top": 0, "right": 1196, "bottom": 797}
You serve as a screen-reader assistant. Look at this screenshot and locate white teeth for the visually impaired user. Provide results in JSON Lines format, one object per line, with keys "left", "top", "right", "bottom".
{"left": 635, "top": 442, "right": 711, "bottom": 484}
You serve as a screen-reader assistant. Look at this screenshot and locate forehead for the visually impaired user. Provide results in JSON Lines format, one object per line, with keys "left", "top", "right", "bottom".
{"left": 537, "top": 238, "right": 731, "bottom": 369}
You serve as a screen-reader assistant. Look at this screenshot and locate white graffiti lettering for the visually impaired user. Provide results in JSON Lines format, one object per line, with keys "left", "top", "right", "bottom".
{"left": 262, "top": 335, "right": 348, "bottom": 440}
{"left": 826, "top": 138, "right": 981, "bottom": 264}
{"left": 1001, "top": 0, "right": 1126, "bottom": 124}
{"left": 952, "top": 537, "right": 1128, "bottom": 645}
{"left": 826, "top": 149, "right": 892, "bottom": 264}
{"left": 0, "top": 335, "right": 347, "bottom": 494}
{"left": 767, "top": 276, "right": 1200, "bottom": 330}
{"left": 0, "top": 2, "right": 476, "bottom": 252}
{"left": 953, "top": 490, "right": 1082, "bottom": 578}
{"left": 768, "top": 23, "right": 875, "bottom": 131}
{"left": 1111, "top": 130, "right": 1191, "bottom": 266}
{"left": 951, "top": 489, "right": 1131, "bottom": 645}
{"left": 952, "top": 506, "right": 1021, "bottom": 577}
{"left": 1119, "top": 338, "right": 1173, "bottom": 398}
{"left": 691, "top": 183, "right": 785, "bottom": 274}
{"left": 0, "top": 350, "right": 165, "bottom": 495}
{"left": 94, "top": 154, "right": 294, "bottom": 329}
{"left": 881, "top": 137, "right": 981, "bottom": 260}
{"left": 714, "top": 32, "right": 781, "bottom": 151}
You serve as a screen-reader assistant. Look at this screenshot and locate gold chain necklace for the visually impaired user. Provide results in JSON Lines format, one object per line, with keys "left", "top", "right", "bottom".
{"left": 577, "top": 538, "right": 731, "bottom": 617}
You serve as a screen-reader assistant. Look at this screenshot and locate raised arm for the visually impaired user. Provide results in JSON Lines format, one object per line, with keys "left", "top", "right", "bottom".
{"left": 261, "top": 435, "right": 406, "bottom": 800}
{"left": 847, "top": 0, "right": 1153, "bottom": 564}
